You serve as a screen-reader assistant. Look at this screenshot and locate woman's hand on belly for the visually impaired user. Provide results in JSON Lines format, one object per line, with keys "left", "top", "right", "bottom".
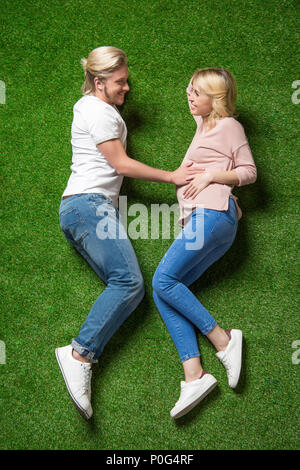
{"left": 183, "top": 170, "right": 213, "bottom": 199}
{"left": 183, "top": 169, "right": 239, "bottom": 200}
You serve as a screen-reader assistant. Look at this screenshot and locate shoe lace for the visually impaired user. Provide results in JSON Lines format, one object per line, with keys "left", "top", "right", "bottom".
{"left": 80, "top": 364, "right": 92, "bottom": 392}
{"left": 221, "top": 356, "right": 233, "bottom": 378}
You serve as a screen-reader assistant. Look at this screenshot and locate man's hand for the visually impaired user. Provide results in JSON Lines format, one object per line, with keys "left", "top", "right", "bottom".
{"left": 171, "top": 162, "right": 205, "bottom": 186}
{"left": 183, "top": 170, "right": 213, "bottom": 199}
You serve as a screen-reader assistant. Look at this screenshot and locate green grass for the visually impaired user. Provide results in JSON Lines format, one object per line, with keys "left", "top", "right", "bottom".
{"left": 0, "top": 0, "right": 299, "bottom": 450}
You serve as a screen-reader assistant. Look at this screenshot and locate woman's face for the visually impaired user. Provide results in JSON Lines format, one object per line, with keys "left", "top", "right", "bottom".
{"left": 188, "top": 82, "right": 213, "bottom": 117}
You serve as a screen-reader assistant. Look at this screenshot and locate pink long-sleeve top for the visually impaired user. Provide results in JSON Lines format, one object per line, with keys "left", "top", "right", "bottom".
{"left": 176, "top": 112, "right": 257, "bottom": 226}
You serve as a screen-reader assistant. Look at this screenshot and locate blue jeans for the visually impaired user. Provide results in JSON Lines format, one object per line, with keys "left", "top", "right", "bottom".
{"left": 59, "top": 193, "right": 144, "bottom": 363}
{"left": 152, "top": 197, "right": 238, "bottom": 363}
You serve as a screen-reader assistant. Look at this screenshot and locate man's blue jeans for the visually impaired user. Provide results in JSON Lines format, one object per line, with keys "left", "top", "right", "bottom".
{"left": 152, "top": 197, "right": 238, "bottom": 363}
{"left": 59, "top": 193, "right": 144, "bottom": 363}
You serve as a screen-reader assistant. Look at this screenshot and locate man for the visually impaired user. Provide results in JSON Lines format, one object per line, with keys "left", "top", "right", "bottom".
{"left": 55, "top": 46, "right": 198, "bottom": 419}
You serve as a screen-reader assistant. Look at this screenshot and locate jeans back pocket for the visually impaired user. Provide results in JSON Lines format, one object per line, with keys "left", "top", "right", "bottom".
{"left": 59, "top": 207, "right": 89, "bottom": 243}
{"left": 211, "top": 205, "right": 238, "bottom": 245}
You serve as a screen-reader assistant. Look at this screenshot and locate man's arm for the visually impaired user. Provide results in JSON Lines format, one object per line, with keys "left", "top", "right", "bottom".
{"left": 97, "top": 138, "right": 198, "bottom": 186}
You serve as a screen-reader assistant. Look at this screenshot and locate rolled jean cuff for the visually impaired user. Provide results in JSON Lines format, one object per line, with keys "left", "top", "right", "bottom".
{"left": 201, "top": 319, "right": 218, "bottom": 336}
{"left": 180, "top": 352, "right": 201, "bottom": 363}
{"left": 71, "top": 339, "right": 98, "bottom": 364}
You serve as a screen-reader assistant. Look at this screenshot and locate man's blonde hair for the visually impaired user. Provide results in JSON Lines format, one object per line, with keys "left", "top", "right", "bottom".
{"left": 191, "top": 68, "right": 237, "bottom": 129}
{"left": 81, "top": 46, "right": 127, "bottom": 95}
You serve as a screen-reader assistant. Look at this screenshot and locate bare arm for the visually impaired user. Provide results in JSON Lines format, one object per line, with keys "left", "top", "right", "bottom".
{"left": 210, "top": 169, "right": 239, "bottom": 185}
{"left": 97, "top": 138, "right": 199, "bottom": 186}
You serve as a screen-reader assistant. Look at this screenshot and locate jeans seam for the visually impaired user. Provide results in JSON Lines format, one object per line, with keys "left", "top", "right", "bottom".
{"left": 60, "top": 207, "right": 89, "bottom": 242}
{"left": 72, "top": 280, "right": 143, "bottom": 362}
{"left": 62, "top": 195, "right": 143, "bottom": 362}
{"left": 180, "top": 352, "right": 201, "bottom": 363}
{"left": 88, "top": 288, "right": 141, "bottom": 351}
{"left": 71, "top": 339, "right": 98, "bottom": 363}
{"left": 201, "top": 319, "right": 218, "bottom": 335}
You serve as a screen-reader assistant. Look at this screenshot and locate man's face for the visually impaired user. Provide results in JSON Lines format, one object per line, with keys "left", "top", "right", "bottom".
{"left": 102, "top": 64, "right": 130, "bottom": 106}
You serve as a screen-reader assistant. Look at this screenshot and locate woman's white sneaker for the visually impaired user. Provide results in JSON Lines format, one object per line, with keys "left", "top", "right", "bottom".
{"left": 55, "top": 345, "right": 93, "bottom": 420}
{"left": 216, "top": 329, "right": 243, "bottom": 388}
{"left": 170, "top": 372, "right": 217, "bottom": 419}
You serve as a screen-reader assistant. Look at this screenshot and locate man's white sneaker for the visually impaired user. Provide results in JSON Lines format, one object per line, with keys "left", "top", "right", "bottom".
{"left": 55, "top": 345, "right": 93, "bottom": 420}
{"left": 216, "top": 329, "right": 243, "bottom": 388}
{"left": 170, "top": 372, "right": 217, "bottom": 419}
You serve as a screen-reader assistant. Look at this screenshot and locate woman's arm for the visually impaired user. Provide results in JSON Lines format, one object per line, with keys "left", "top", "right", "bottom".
{"left": 233, "top": 144, "right": 257, "bottom": 187}
{"left": 97, "top": 138, "right": 199, "bottom": 186}
{"left": 183, "top": 169, "right": 239, "bottom": 199}
{"left": 183, "top": 142, "right": 257, "bottom": 200}
{"left": 210, "top": 169, "right": 239, "bottom": 185}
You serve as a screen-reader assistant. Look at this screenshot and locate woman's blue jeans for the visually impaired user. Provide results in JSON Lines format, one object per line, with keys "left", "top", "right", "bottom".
{"left": 59, "top": 193, "right": 144, "bottom": 363}
{"left": 152, "top": 197, "right": 238, "bottom": 363}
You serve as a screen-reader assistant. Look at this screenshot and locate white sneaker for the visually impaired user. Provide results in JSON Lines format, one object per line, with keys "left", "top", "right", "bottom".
{"left": 216, "top": 329, "right": 243, "bottom": 388}
{"left": 55, "top": 345, "right": 93, "bottom": 420}
{"left": 170, "top": 372, "right": 217, "bottom": 419}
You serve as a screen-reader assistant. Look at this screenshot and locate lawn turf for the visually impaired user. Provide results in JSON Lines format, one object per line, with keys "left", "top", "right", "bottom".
{"left": 0, "top": 0, "right": 299, "bottom": 450}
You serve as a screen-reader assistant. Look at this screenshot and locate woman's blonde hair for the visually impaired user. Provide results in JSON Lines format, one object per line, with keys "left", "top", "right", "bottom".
{"left": 81, "top": 46, "right": 127, "bottom": 95}
{"left": 191, "top": 68, "right": 237, "bottom": 129}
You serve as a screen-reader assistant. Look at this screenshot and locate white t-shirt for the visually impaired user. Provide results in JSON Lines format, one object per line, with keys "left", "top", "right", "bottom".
{"left": 62, "top": 95, "right": 127, "bottom": 207}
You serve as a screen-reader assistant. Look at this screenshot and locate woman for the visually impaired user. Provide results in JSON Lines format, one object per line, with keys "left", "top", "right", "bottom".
{"left": 152, "top": 68, "right": 257, "bottom": 419}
